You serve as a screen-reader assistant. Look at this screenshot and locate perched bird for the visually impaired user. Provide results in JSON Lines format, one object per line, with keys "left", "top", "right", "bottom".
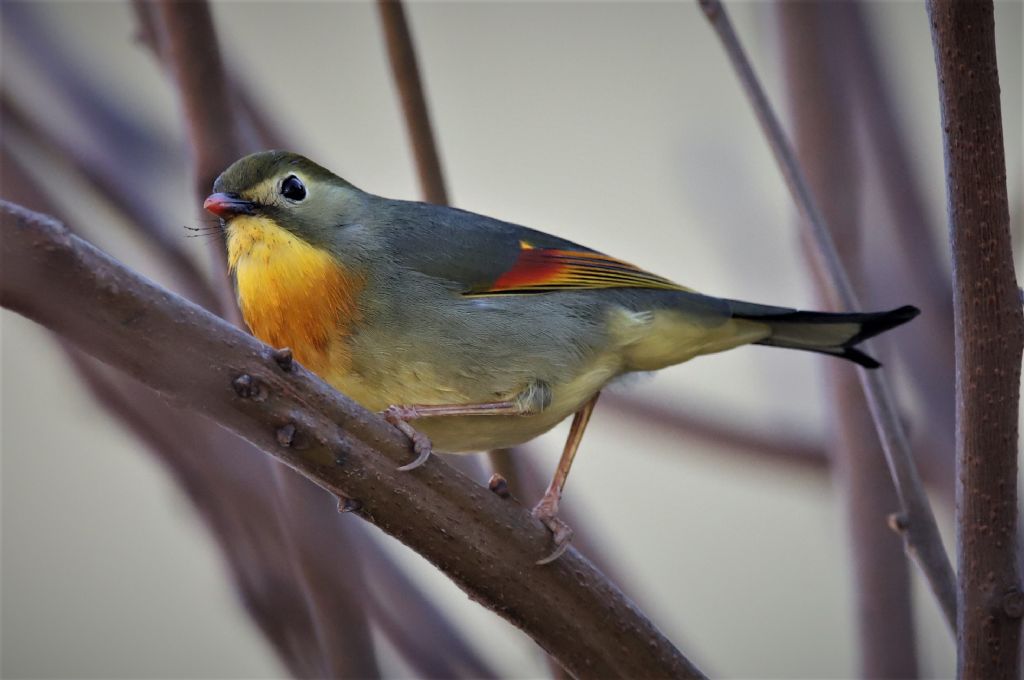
{"left": 204, "top": 150, "right": 918, "bottom": 563}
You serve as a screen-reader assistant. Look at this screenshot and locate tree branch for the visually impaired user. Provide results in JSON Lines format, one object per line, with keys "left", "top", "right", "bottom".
{"left": 153, "top": 0, "right": 247, "bottom": 202}
{"left": 0, "top": 200, "right": 705, "bottom": 680}
{"left": 376, "top": 0, "right": 449, "bottom": 205}
{"left": 777, "top": 4, "right": 919, "bottom": 675}
{"left": 843, "top": 4, "right": 957, "bottom": 501}
{"left": 0, "top": 148, "right": 387, "bottom": 677}
{"left": 62, "top": 351, "right": 376, "bottom": 678}
{"left": 0, "top": 92, "right": 220, "bottom": 313}
{"left": 602, "top": 393, "right": 826, "bottom": 471}
{"left": 925, "top": 1, "right": 1024, "bottom": 676}
{"left": 698, "top": 0, "right": 957, "bottom": 632}
{"left": 142, "top": 6, "right": 396, "bottom": 673}
{"left": 127, "top": 7, "right": 511, "bottom": 672}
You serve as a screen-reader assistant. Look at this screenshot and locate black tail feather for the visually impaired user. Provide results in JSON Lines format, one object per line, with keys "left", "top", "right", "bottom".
{"left": 846, "top": 305, "right": 920, "bottom": 345}
{"left": 732, "top": 303, "right": 920, "bottom": 369}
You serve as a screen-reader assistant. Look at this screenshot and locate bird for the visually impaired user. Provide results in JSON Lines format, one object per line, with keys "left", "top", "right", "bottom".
{"left": 204, "top": 150, "right": 919, "bottom": 563}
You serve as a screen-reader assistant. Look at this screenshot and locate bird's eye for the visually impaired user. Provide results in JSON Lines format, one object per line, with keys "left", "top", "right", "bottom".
{"left": 281, "top": 175, "right": 306, "bottom": 201}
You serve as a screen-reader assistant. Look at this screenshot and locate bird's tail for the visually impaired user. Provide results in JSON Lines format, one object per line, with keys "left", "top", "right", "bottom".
{"left": 728, "top": 301, "right": 919, "bottom": 368}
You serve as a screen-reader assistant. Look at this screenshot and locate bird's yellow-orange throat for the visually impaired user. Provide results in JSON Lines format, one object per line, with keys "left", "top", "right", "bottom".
{"left": 226, "top": 216, "right": 362, "bottom": 376}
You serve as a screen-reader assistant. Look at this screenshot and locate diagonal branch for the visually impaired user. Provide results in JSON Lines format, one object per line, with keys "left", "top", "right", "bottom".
{"left": 843, "top": 2, "right": 956, "bottom": 498}
{"left": 602, "top": 393, "right": 826, "bottom": 470}
{"left": 140, "top": 5, "right": 385, "bottom": 674}
{"left": 925, "top": 1, "right": 1024, "bottom": 676}
{"left": 128, "top": 5, "right": 502, "bottom": 672}
{"left": 697, "top": 0, "right": 957, "bottom": 631}
{"left": 776, "top": 4, "right": 919, "bottom": 675}
{"left": 0, "top": 92, "right": 220, "bottom": 313}
{"left": 0, "top": 147, "right": 383, "bottom": 678}
{"left": 0, "top": 200, "right": 705, "bottom": 680}
{"left": 62, "top": 351, "right": 377, "bottom": 678}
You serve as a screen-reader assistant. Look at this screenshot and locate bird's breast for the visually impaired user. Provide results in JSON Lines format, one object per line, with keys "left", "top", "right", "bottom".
{"left": 226, "top": 215, "right": 362, "bottom": 376}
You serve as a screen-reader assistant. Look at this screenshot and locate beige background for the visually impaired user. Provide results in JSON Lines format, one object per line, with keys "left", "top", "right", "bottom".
{"left": 2, "top": 1, "right": 1022, "bottom": 678}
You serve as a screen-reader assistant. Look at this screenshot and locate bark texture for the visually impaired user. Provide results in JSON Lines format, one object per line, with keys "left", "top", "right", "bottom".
{"left": 926, "top": 1, "right": 1024, "bottom": 677}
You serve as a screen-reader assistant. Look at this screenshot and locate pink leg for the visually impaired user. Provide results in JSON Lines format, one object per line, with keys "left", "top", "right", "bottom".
{"left": 532, "top": 392, "right": 600, "bottom": 565}
{"left": 382, "top": 400, "right": 523, "bottom": 471}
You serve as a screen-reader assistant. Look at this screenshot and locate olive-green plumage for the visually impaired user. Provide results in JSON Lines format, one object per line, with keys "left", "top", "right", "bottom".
{"left": 206, "top": 150, "right": 918, "bottom": 454}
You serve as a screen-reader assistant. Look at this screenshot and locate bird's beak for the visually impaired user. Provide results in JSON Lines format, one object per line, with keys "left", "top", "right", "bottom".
{"left": 203, "top": 192, "right": 257, "bottom": 219}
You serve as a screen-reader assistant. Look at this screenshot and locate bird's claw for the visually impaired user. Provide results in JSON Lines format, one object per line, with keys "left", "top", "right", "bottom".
{"left": 383, "top": 405, "right": 433, "bottom": 471}
{"left": 532, "top": 500, "right": 574, "bottom": 565}
{"left": 397, "top": 433, "right": 432, "bottom": 471}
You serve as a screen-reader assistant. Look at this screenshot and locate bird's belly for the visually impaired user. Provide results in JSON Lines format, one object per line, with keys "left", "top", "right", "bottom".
{"left": 415, "top": 413, "right": 565, "bottom": 453}
{"left": 323, "top": 352, "right": 620, "bottom": 453}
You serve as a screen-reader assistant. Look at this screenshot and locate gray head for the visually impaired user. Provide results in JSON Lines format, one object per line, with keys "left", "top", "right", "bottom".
{"left": 205, "top": 150, "right": 364, "bottom": 248}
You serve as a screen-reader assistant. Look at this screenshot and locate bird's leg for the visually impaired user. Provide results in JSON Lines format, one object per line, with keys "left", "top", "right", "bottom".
{"left": 382, "top": 396, "right": 538, "bottom": 471}
{"left": 532, "top": 392, "right": 600, "bottom": 565}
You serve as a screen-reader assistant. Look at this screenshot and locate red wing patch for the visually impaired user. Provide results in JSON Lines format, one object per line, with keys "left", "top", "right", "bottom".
{"left": 465, "top": 240, "right": 688, "bottom": 296}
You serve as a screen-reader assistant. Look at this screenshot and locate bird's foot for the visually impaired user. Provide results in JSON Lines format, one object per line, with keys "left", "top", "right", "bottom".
{"left": 382, "top": 405, "right": 433, "bottom": 471}
{"left": 531, "top": 496, "right": 574, "bottom": 565}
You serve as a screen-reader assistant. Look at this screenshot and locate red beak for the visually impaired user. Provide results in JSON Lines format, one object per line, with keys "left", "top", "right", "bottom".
{"left": 203, "top": 192, "right": 256, "bottom": 219}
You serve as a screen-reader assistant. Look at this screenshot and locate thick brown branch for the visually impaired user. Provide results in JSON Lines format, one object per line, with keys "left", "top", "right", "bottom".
{"left": 698, "top": 0, "right": 957, "bottom": 632}
{"left": 376, "top": 0, "right": 449, "bottom": 205}
{"left": 925, "top": 2, "right": 1024, "bottom": 677}
{"left": 140, "top": 9, "right": 391, "bottom": 671}
{"left": 6, "top": 154, "right": 381, "bottom": 677}
{"left": 778, "top": 4, "right": 919, "bottom": 676}
{"left": 67, "top": 348, "right": 490, "bottom": 679}
{"left": 0, "top": 201, "right": 705, "bottom": 680}
{"left": 138, "top": 5, "right": 386, "bottom": 673}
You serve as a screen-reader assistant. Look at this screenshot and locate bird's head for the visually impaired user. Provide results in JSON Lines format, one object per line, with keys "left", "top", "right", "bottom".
{"left": 204, "top": 150, "right": 362, "bottom": 248}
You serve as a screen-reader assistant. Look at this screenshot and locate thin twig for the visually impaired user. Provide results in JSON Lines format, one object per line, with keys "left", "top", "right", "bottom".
{"left": 602, "top": 393, "right": 826, "bottom": 470}
{"left": 843, "top": 2, "right": 956, "bottom": 498}
{"left": 698, "top": 0, "right": 957, "bottom": 631}
{"left": 0, "top": 93, "right": 221, "bottom": 313}
{"left": 925, "top": 1, "right": 1024, "bottom": 676}
{"left": 777, "top": 4, "right": 919, "bottom": 675}
{"left": 376, "top": 0, "right": 449, "bottom": 205}
{"left": 1, "top": 201, "right": 706, "bottom": 680}
{"left": 2, "top": 2, "right": 172, "bottom": 165}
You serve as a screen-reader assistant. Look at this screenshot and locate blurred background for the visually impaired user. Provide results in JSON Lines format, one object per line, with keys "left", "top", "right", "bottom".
{"left": 1, "top": 1, "right": 1021, "bottom": 678}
